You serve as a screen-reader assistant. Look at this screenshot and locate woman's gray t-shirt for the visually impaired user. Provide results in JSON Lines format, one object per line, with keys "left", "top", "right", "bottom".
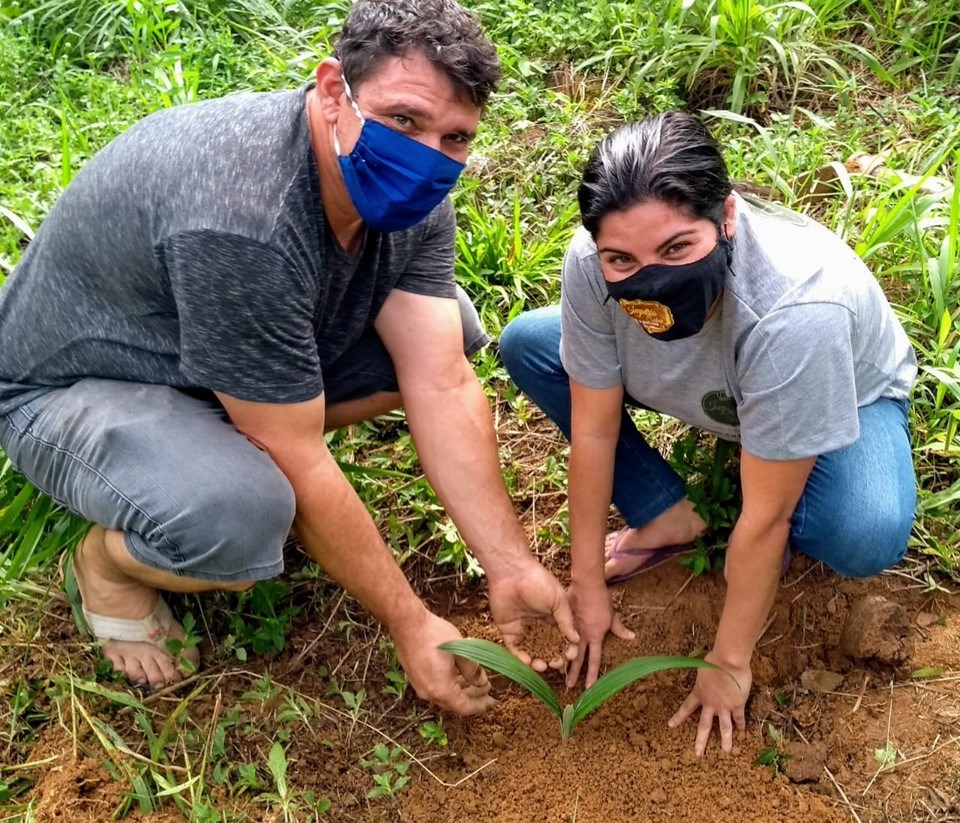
{"left": 559, "top": 193, "right": 917, "bottom": 461}
{"left": 0, "top": 85, "right": 457, "bottom": 413}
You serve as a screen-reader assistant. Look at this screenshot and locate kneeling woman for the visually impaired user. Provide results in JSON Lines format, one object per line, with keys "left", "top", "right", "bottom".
{"left": 501, "top": 112, "right": 916, "bottom": 756}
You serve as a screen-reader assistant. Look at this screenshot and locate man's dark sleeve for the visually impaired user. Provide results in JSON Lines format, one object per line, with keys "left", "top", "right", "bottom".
{"left": 164, "top": 229, "right": 324, "bottom": 403}
{"left": 393, "top": 197, "right": 458, "bottom": 299}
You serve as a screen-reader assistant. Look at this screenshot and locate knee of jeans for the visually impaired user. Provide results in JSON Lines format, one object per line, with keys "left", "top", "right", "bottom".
{"left": 821, "top": 511, "right": 911, "bottom": 578}
{"left": 500, "top": 311, "right": 556, "bottom": 384}
{"left": 498, "top": 314, "right": 529, "bottom": 372}
{"left": 175, "top": 466, "right": 296, "bottom": 574}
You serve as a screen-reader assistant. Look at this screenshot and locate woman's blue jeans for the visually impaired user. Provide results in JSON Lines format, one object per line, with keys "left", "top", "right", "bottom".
{"left": 500, "top": 306, "right": 916, "bottom": 578}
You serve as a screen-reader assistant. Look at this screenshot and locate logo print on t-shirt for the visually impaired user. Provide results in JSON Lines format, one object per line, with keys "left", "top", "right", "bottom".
{"left": 701, "top": 390, "right": 739, "bottom": 427}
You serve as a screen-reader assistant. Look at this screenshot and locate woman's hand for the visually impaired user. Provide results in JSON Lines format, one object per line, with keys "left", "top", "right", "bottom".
{"left": 668, "top": 654, "right": 751, "bottom": 756}
{"left": 565, "top": 579, "right": 635, "bottom": 688}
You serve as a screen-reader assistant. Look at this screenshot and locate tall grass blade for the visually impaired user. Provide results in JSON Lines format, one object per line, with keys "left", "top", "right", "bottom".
{"left": 919, "top": 476, "right": 960, "bottom": 513}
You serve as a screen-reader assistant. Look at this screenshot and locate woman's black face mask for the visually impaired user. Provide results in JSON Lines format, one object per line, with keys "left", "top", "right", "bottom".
{"left": 604, "top": 231, "right": 733, "bottom": 341}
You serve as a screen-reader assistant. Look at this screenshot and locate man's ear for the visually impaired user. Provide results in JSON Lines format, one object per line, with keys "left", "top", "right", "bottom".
{"left": 314, "top": 58, "right": 346, "bottom": 124}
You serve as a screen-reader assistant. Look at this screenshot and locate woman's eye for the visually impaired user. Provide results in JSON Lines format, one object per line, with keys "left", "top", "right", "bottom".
{"left": 665, "top": 242, "right": 689, "bottom": 256}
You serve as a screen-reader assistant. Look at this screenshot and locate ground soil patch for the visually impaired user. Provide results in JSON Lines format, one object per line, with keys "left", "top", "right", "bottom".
{"left": 402, "top": 558, "right": 960, "bottom": 823}
{"left": 16, "top": 554, "right": 960, "bottom": 822}
{"left": 8, "top": 415, "right": 960, "bottom": 822}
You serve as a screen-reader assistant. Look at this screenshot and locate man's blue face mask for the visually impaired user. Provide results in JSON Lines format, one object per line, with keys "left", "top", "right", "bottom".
{"left": 334, "top": 76, "right": 466, "bottom": 233}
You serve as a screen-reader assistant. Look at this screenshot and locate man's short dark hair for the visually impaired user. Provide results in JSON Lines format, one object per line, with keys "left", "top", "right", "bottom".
{"left": 334, "top": 0, "right": 500, "bottom": 108}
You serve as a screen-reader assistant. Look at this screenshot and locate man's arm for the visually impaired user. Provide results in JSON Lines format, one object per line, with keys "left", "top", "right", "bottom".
{"left": 215, "top": 390, "right": 495, "bottom": 715}
{"left": 375, "top": 288, "right": 578, "bottom": 668}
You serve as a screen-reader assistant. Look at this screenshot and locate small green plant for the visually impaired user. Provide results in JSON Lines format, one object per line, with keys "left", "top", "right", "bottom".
{"left": 360, "top": 744, "right": 410, "bottom": 799}
{"left": 753, "top": 723, "right": 792, "bottom": 773}
{"left": 163, "top": 610, "right": 200, "bottom": 673}
{"left": 873, "top": 741, "right": 897, "bottom": 770}
{"left": 435, "top": 518, "right": 484, "bottom": 578}
{"left": 222, "top": 580, "right": 301, "bottom": 660}
{"left": 418, "top": 719, "right": 447, "bottom": 747}
{"left": 327, "top": 680, "right": 366, "bottom": 721}
{"left": 439, "top": 638, "right": 726, "bottom": 740}
{"left": 383, "top": 668, "right": 408, "bottom": 700}
{"left": 261, "top": 742, "right": 332, "bottom": 820}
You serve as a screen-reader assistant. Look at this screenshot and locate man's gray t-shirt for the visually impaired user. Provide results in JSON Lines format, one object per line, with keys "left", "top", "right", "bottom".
{"left": 0, "top": 85, "right": 456, "bottom": 414}
{"left": 560, "top": 193, "right": 917, "bottom": 461}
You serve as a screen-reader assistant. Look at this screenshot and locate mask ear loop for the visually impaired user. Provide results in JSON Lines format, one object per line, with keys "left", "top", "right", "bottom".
{"left": 720, "top": 221, "right": 736, "bottom": 277}
{"left": 333, "top": 73, "right": 365, "bottom": 156}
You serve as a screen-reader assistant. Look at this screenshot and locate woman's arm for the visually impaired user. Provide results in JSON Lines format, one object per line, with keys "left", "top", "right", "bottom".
{"left": 566, "top": 377, "right": 636, "bottom": 686}
{"left": 669, "top": 450, "right": 815, "bottom": 756}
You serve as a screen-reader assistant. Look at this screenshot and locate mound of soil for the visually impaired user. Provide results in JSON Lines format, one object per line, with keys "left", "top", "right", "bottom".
{"left": 16, "top": 554, "right": 960, "bottom": 822}
{"left": 402, "top": 558, "right": 960, "bottom": 823}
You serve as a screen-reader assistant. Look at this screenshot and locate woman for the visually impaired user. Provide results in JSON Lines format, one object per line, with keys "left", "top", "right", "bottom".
{"left": 500, "top": 112, "right": 917, "bottom": 756}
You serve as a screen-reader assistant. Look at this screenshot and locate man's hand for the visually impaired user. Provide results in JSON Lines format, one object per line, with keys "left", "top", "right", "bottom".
{"left": 487, "top": 561, "right": 579, "bottom": 673}
{"left": 668, "top": 654, "right": 751, "bottom": 756}
{"left": 392, "top": 609, "right": 496, "bottom": 716}
{"left": 565, "top": 578, "right": 635, "bottom": 688}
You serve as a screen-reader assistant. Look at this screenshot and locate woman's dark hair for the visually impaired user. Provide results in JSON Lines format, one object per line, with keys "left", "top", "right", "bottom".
{"left": 578, "top": 112, "right": 732, "bottom": 237}
{"left": 334, "top": 0, "right": 500, "bottom": 109}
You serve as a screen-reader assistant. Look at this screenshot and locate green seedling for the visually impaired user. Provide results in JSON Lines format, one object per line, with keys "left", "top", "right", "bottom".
{"left": 873, "top": 741, "right": 897, "bottom": 770}
{"left": 439, "top": 638, "right": 727, "bottom": 740}
{"left": 418, "top": 719, "right": 447, "bottom": 747}
{"left": 361, "top": 744, "right": 410, "bottom": 799}
{"left": 753, "top": 723, "right": 791, "bottom": 774}
{"left": 164, "top": 610, "right": 200, "bottom": 673}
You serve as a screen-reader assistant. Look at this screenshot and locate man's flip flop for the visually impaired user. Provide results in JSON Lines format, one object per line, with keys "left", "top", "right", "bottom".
{"left": 605, "top": 527, "right": 696, "bottom": 586}
{"left": 60, "top": 549, "right": 179, "bottom": 650}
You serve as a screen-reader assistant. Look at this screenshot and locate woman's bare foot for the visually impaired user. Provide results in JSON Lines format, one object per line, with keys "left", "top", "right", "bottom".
{"left": 603, "top": 500, "right": 708, "bottom": 582}
{"left": 71, "top": 526, "right": 199, "bottom": 689}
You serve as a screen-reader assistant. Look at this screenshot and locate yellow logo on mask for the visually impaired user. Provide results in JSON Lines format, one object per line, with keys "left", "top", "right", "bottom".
{"left": 616, "top": 299, "right": 675, "bottom": 334}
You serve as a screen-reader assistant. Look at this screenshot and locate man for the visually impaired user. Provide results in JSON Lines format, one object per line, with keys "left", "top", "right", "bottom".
{"left": 0, "top": 0, "right": 577, "bottom": 713}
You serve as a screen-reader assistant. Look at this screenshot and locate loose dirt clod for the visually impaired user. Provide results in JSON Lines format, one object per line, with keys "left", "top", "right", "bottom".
{"left": 782, "top": 741, "right": 826, "bottom": 784}
{"left": 839, "top": 595, "right": 914, "bottom": 664}
{"left": 799, "top": 668, "right": 843, "bottom": 693}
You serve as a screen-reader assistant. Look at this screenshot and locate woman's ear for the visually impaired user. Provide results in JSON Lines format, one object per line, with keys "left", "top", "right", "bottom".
{"left": 314, "top": 58, "right": 346, "bottom": 123}
{"left": 722, "top": 193, "right": 738, "bottom": 238}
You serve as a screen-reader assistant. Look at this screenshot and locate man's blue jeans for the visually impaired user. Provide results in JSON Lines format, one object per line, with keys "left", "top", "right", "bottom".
{"left": 500, "top": 306, "right": 916, "bottom": 578}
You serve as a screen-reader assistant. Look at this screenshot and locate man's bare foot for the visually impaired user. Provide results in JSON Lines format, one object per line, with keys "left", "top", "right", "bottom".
{"left": 71, "top": 526, "right": 199, "bottom": 689}
{"left": 603, "top": 499, "right": 708, "bottom": 582}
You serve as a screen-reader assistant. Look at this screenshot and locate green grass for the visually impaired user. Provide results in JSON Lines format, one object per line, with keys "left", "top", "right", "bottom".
{"left": 0, "top": 0, "right": 959, "bottom": 816}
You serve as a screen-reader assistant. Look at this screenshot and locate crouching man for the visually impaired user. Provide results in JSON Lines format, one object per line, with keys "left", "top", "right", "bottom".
{"left": 0, "top": 0, "right": 577, "bottom": 712}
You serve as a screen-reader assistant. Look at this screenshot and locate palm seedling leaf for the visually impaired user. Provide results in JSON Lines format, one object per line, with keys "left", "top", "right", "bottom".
{"left": 439, "top": 638, "right": 563, "bottom": 717}
{"left": 569, "top": 655, "right": 723, "bottom": 732}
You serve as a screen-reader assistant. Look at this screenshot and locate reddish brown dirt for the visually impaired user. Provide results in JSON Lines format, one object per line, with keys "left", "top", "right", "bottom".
{"left": 13, "top": 554, "right": 960, "bottom": 822}
{"left": 7, "top": 413, "right": 960, "bottom": 821}
{"left": 402, "top": 559, "right": 960, "bottom": 823}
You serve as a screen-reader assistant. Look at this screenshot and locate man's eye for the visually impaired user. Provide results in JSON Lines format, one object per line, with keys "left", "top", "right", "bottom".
{"left": 392, "top": 114, "right": 411, "bottom": 127}
{"left": 445, "top": 133, "right": 468, "bottom": 145}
